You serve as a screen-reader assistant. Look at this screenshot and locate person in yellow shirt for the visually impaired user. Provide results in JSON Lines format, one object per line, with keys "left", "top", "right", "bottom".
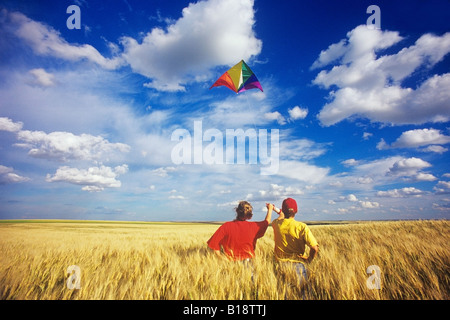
{"left": 270, "top": 198, "right": 319, "bottom": 288}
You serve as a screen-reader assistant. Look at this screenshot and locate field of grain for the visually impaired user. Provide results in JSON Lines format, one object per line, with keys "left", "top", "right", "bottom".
{"left": 0, "top": 219, "right": 448, "bottom": 300}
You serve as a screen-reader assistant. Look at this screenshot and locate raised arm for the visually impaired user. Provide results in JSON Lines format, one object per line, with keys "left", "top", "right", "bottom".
{"left": 265, "top": 203, "right": 274, "bottom": 223}
{"left": 272, "top": 205, "right": 285, "bottom": 220}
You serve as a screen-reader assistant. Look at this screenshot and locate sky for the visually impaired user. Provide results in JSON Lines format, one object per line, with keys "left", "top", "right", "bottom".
{"left": 0, "top": 0, "right": 449, "bottom": 222}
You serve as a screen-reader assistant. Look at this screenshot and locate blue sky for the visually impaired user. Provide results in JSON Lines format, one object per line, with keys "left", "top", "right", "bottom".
{"left": 0, "top": 0, "right": 449, "bottom": 221}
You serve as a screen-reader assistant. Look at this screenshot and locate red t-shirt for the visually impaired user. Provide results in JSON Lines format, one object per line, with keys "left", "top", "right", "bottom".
{"left": 207, "top": 220, "right": 269, "bottom": 260}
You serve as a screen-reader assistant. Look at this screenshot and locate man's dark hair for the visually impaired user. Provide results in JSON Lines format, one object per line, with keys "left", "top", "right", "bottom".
{"left": 283, "top": 208, "right": 296, "bottom": 219}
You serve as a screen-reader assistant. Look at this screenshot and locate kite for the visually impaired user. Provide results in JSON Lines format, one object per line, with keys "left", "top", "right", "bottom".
{"left": 210, "top": 60, "right": 263, "bottom": 94}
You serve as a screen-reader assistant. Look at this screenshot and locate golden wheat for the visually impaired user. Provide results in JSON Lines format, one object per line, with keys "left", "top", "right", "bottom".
{"left": 0, "top": 220, "right": 448, "bottom": 300}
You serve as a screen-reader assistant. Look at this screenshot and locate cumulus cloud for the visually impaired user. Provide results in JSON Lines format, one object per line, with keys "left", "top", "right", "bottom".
{"left": 418, "top": 145, "right": 448, "bottom": 154}
{"left": 1, "top": 117, "right": 131, "bottom": 191}
{"left": 264, "top": 111, "right": 286, "bottom": 125}
{"left": 377, "top": 187, "right": 425, "bottom": 198}
{"left": 377, "top": 128, "right": 450, "bottom": 152}
{"left": 288, "top": 106, "right": 308, "bottom": 121}
{"left": 258, "top": 183, "right": 304, "bottom": 200}
{"left": 120, "top": 0, "right": 262, "bottom": 91}
{"left": 387, "top": 157, "right": 431, "bottom": 175}
{"left": 3, "top": 10, "right": 123, "bottom": 69}
{"left": 387, "top": 157, "right": 437, "bottom": 181}
{"left": 333, "top": 194, "right": 358, "bottom": 203}
{"left": 329, "top": 193, "right": 379, "bottom": 210}
{"left": 341, "top": 158, "right": 359, "bottom": 166}
{"left": 0, "top": 117, "right": 23, "bottom": 132}
{"left": 363, "top": 132, "right": 373, "bottom": 140}
{"left": 312, "top": 25, "right": 450, "bottom": 126}
{"left": 29, "top": 68, "right": 55, "bottom": 87}
{"left": 329, "top": 156, "right": 439, "bottom": 190}
{"left": 359, "top": 201, "right": 379, "bottom": 209}
{"left": 46, "top": 164, "right": 128, "bottom": 191}
{"left": 3, "top": 2, "right": 262, "bottom": 92}
{"left": 15, "top": 130, "right": 130, "bottom": 162}
{"left": 150, "top": 166, "right": 177, "bottom": 177}
{"left": 0, "top": 165, "right": 30, "bottom": 184}
{"left": 433, "top": 181, "right": 450, "bottom": 194}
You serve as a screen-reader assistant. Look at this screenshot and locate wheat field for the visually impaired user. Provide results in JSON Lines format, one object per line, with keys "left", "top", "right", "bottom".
{"left": 0, "top": 219, "right": 448, "bottom": 300}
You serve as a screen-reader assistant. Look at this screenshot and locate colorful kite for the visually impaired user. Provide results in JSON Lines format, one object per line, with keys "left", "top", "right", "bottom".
{"left": 210, "top": 60, "right": 263, "bottom": 94}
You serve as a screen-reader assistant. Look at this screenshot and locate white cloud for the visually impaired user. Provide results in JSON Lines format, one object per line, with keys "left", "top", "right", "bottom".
{"left": 377, "top": 187, "right": 425, "bottom": 198}
{"left": 418, "top": 145, "right": 448, "bottom": 154}
{"left": 5, "top": 10, "right": 123, "bottom": 69}
{"left": 384, "top": 157, "right": 437, "bottom": 182}
{"left": 120, "top": 0, "right": 262, "bottom": 91}
{"left": 0, "top": 117, "right": 23, "bottom": 132}
{"left": 3, "top": 4, "right": 262, "bottom": 92}
{"left": 328, "top": 156, "right": 438, "bottom": 191}
{"left": 0, "top": 165, "right": 30, "bottom": 184}
{"left": 362, "top": 132, "right": 373, "bottom": 140}
{"left": 378, "top": 128, "right": 450, "bottom": 150}
{"left": 341, "top": 158, "right": 359, "bottom": 166}
{"left": 15, "top": 130, "right": 130, "bottom": 162}
{"left": 29, "top": 68, "right": 55, "bottom": 87}
{"left": 413, "top": 172, "right": 438, "bottom": 182}
{"left": 357, "top": 177, "right": 373, "bottom": 184}
{"left": 312, "top": 25, "right": 450, "bottom": 126}
{"left": 114, "top": 164, "right": 129, "bottom": 175}
{"left": 258, "top": 183, "right": 304, "bottom": 200}
{"left": 198, "top": 92, "right": 273, "bottom": 128}
{"left": 46, "top": 165, "right": 128, "bottom": 191}
{"left": 169, "top": 195, "right": 187, "bottom": 200}
{"left": 288, "top": 106, "right": 308, "bottom": 121}
{"left": 330, "top": 193, "right": 380, "bottom": 211}
{"left": 328, "top": 193, "right": 379, "bottom": 210}
{"left": 280, "top": 138, "right": 329, "bottom": 161}
{"left": 264, "top": 111, "right": 286, "bottom": 125}
{"left": 436, "top": 181, "right": 450, "bottom": 189}
{"left": 150, "top": 166, "right": 177, "bottom": 177}
{"left": 276, "top": 160, "right": 329, "bottom": 184}
{"left": 434, "top": 181, "right": 450, "bottom": 194}
{"left": 387, "top": 157, "right": 432, "bottom": 177}
{"left": 329, "top": 181, "right": 343, "bottom": 188}
{"left": 336, "top": 156, "right": 403, "bottom": 187}
{"left": 311, "top": 39, "right": 348, "bottom": 70}
{"left": 359, "top": 201, "right": 379, "bottom": 209}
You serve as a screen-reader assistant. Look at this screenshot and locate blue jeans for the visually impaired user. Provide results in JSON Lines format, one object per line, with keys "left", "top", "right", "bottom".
{"left": 292, "top": 262, "right": 308, "bottom": 284}
{"left": 278, "top": 261, "right": 308, "bottom": 299}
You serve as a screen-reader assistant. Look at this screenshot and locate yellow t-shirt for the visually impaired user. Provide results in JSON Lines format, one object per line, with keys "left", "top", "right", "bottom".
{"left": 272, "top": 218, "right": 318, "bottom": 263}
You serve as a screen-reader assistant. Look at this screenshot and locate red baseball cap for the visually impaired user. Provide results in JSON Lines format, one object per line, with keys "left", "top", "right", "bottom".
{"left": 282, "top": 198, "right": 298, "bottom": 214}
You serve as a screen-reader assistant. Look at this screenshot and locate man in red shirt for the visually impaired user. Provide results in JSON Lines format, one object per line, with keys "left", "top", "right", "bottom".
{"left": 207, "top": 201, "right": 273, "bottom": 261}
